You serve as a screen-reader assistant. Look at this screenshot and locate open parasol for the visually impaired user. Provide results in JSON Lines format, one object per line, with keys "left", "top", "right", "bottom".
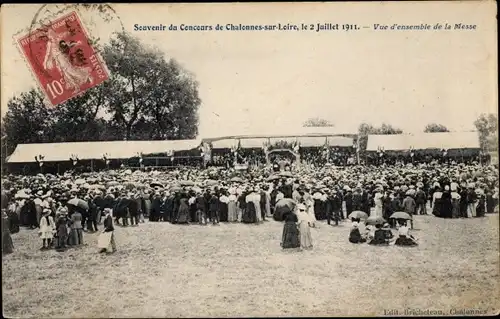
{"left": 279, "top": 171, "right": 294, "bottom": 178}
{"left": 67, "top": 198, "right": 89, "bottom": 210}
{"left": 106, "top": 181, "right": 120, "bottom": 187}
{"left": 389, "top": 211, "right": 413, "bottom": 220}
{"left": 150, "top": 182, "right": 164, "bottom": 188}
{"left": 88, "top": 184, "right": 106, "bottom": 190}
{"left": 86, "top": 178, "right": 98, "bottom": 184}
{"left": 347, "top": 211, "right": 369, "bottom": 220}
{"left": 179, "top": 180, "right": 195, "bottom": 187}
{"left": 365, "top": 215, "right": 386, "bottom": 226}
{"left": 170, "top": 185, "right": 183, "bottom": 192}
{"left": 124, "top": 182, "right": 137, "bottom": 190}
{"left": 14, "top": 191, "right": 30, "bottom": 199}
{"left": 266, "top": 175, "right": 281, "bottom": 182}
{"left": 229, "top": 177, "right": 244, "bottom": 183}
{"left": 204, "top": 180, "right": 218, "bottom": 186}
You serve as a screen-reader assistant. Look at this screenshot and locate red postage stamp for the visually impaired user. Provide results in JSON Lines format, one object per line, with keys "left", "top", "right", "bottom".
{"left": 17, "top": 11, "right": 109, "bottom": 107}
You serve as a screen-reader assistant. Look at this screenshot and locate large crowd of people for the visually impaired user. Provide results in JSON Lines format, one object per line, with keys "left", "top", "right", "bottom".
{"left": 2, "top": 156, "right": 498, "bottom": 255}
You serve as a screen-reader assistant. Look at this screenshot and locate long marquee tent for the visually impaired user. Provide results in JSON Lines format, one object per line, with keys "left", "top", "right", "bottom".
{"left": 6, "top": 140, "right": 203, "bottom": 164}
{"left": 366, "top": 131, "right": 481, "bottom": 153}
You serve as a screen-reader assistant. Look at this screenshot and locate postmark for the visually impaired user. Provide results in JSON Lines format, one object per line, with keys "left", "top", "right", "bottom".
{"left": 16, "top": 11, "right": 110, "bottom": 107}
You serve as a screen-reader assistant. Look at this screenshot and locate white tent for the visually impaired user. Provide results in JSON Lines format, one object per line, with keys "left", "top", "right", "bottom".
{"left": 7, "top": 139, "right": 202, "bottom": 163}
{"left": 366, "top": 132, "right": 480, "bottom": 152}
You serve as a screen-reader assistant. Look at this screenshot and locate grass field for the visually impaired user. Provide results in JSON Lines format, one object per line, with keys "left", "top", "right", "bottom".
{"left": 2, "top": 214, "right": 499, "bottom": 318}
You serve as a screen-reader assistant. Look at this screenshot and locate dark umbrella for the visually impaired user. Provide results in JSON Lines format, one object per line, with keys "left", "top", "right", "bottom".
{"left": 150, "top": 182, "right": 164, "bottom": 188}
{"left": 348, "top": 210, "right": 369, "bottom": 220}
{"left": 389, "top": 211, "right": 412, "bottom": 220}
{"left": 279, "top": 171, "right": 294, "bottom": 178}
{"left": 170, "top": 186, "right": 182, "bottom": 192}
{"left": 273, "top": 198, "right": 296, "bottom": 221}
{"left": 124, "top": 182, "right": 137, "bottom": 190}
{"left": 365, "top": 216, "right": 386, "bottom": 226}
{"left": 67, "top": 198, "right": 89, "bottom": 210}
{"left": 179, "top": 180, "right": 195, "bottom": 187}
{"left": 266, "top": 175, "right": 280, "bottom": 182}
{"left": 230, "top": 177, "right": 244, "bottom": 183}
{"left": 106, "top": 181, "right": 120, "bottom": 187}
{"left": 204, "top": 180, "right": 218, "bottom": 186}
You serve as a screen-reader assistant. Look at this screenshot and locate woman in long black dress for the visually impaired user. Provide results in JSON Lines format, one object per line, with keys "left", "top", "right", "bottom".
{"left": 440, "top": 186, "right": 453, "bottom": 218}
{"left": 2, "top": 210, "right": 14, "bottom": 255}
{"left": 368, "top": 224, "right": 390, "bottom": 245}
{"left": 242, "top": 192, "right": 257, "bottom": 223}
{"left": 348, "top": 218, "right": 366, "bottom": 244}
{"left": 218, "top": 190, "right": 229, "bottom": 222}
{"left": 281, "top": 212, "right": 300, "bottom": 249}
{"left": 176, "top": 193, "right": 190, "bottom": 224}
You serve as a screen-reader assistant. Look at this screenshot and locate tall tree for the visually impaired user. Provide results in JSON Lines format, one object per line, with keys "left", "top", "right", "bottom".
{"left": 48, "top": 84, "right": 109, "bottom": 142}
{"left": 377, "top": 123, "right": 403, "bottom": 135}
{"left": 3, "top": 89, "right": 54, "bottom": 151}
{"left": 101, "top": 32, "right": 199, "bottom": 140}
{"left": 424, "top": 123, "right": 450, "bottom": 133}
{"left": 143, "top": 58, "right": 200, "bottom": 140}
{"left": 101, "top": 32, "right": 153, "bottom": 140}
{"left": 303, "top": 117, "right": 334, "bottom": 127}
{"left": 474, "top": 113, "right": 498, "bottom": 152}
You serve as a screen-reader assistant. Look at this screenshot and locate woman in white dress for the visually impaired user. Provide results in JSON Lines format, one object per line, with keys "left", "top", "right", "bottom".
{"left": 39, "top": 208, "right": 55, "bottom": 250}
{"left": 373, "top": 188, "right": 384, "bottom": 218}
{"left": 227, "top": 190, "right": 238, "bottom": 222}
{"left": 305, "top": 196, "right": 317, "bottom": 228}
{"left": 296, "top": 204, "right": 313, "bottom": 250}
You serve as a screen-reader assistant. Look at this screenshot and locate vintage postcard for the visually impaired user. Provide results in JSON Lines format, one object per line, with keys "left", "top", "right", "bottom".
{"left": 1, "top": 2, "right": 498, "bottom": 318}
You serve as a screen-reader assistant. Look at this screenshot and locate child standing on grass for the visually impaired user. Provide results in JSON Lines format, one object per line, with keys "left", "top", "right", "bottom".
{"left": 39, "top": 209, "right": 55, "bottom": 250}
{"left": 55, "top": 211, "right": 68, "bottom": 252}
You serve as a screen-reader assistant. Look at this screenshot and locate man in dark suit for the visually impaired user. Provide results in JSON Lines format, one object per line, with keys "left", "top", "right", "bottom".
{"left": 113, "top": 193, "right": 130, "bottom": 226}
{"left": 87, "top": 196, "right": 98, "bottom": 232}
{"left": 259, "top": 186, "right": 267, "bottom": 221}
{"left": 415, "top": 187, "right": 427, "bottom": 215}
{"left": 128, "top": 194, "right": 139, "bottom": 226}
{"left": 331, "top": 188, "right": 343, "bottom": 222}
{"left": 150, "top": 193, "right": 162, "bottom": 222}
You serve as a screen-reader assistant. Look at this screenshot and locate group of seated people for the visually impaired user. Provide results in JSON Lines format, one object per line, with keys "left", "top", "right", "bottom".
{"left": 348, "top": 218, "right": 418, "bottom": 246}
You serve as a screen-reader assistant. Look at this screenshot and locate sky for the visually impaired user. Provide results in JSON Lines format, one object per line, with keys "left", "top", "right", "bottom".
{"left": 1, "top": 2, "right": 497, "bottom": 139}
